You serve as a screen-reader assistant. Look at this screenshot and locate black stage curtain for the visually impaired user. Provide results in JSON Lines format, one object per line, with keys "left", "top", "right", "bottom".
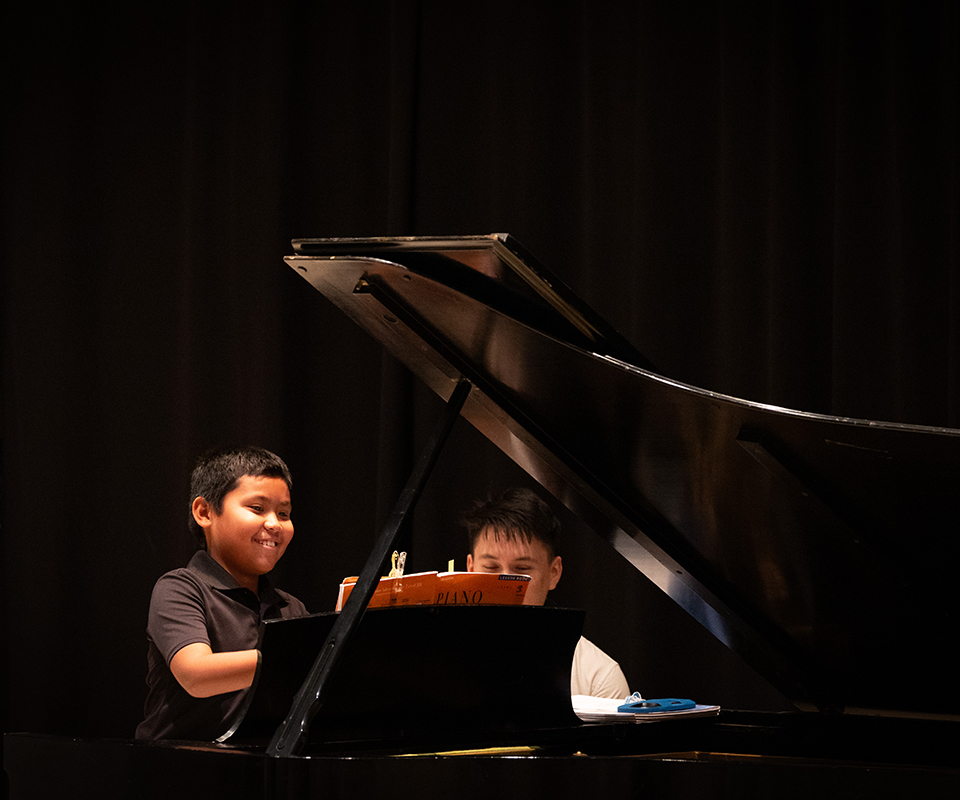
{"left": 2, "top": 1, "right": 958, "bottom": 740}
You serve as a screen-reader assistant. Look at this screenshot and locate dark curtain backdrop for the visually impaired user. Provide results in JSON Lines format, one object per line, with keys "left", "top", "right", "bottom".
{"left": 2, "top": 1, "right": 958, "bottom": 743}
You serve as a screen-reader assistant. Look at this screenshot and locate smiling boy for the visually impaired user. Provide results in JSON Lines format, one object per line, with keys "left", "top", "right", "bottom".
{"left": 136, "top": 447, "right": 308, "bottom": 741}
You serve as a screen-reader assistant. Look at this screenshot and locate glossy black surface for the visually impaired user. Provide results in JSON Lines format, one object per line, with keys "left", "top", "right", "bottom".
{"left": 227, "top": 605, "right": 583, "bottom": 746}
{"left": 7, "top": 711, "right": 960, "bottom": 800}
{"left": 288, "top": 235, "right": 960, "bottom": 718}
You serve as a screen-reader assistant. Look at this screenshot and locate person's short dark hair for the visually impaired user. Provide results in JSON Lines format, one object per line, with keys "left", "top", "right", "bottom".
{"left": 461, "top": 487, "right": 561, "bottom": 559}
{"left": 188, "top": 446, "right": 293, "bottom": 549}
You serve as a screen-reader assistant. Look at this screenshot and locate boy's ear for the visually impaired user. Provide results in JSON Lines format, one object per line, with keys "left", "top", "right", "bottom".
{"left": 547, "top": 555, "right": 562, "bottom": 592}
{"left": 192, "top": 496, "right": 215, "bottom": 529}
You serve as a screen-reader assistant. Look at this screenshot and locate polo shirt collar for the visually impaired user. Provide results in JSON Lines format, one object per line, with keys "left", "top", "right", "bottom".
{"left": 187, "top": 549, "right": 286, "bottom": 606}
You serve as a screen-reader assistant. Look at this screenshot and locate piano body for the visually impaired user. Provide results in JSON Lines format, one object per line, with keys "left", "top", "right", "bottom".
{"left": 5, "top": 234, "right": 960, "bottom": 798}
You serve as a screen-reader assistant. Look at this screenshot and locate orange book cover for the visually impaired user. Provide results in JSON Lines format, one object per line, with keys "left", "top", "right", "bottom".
{"left": 336, "top": 571, "right": 438, "bottom": 611}
{"left": 435, "top": 572, "right": 530, "bottom": 606}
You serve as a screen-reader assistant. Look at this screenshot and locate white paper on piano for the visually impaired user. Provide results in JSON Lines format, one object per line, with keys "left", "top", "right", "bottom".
{"left": 572, "top": 695, "right": 720, "bottom": 723}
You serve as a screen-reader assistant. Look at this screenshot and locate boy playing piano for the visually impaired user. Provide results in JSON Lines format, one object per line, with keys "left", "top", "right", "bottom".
{"left": 136, "top": 446, "right": 307, "bottom": 741}
{"left": 463, "top": 487, "right": 631, "bottom": 700}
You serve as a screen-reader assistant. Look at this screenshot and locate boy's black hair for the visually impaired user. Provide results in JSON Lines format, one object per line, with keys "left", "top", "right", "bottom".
{"left": 189, "top": 446, "right": 293, "bottom": 549}
{"left": 461, "top": 487, "right": 561, "bottom": 559}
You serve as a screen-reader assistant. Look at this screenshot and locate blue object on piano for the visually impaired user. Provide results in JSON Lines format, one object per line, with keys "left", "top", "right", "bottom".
{"left": 618, "top": 694, "right": 696, "bottom": 713}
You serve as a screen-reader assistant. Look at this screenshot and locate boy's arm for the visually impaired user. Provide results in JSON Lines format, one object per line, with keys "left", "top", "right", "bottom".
{"left": 170, "top": 643, "right": 259, "bottom": 698}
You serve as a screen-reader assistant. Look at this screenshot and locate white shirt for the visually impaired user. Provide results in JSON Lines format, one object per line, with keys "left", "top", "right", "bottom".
{"left": 571, "top": 636, "right": 631, "bottom": 699}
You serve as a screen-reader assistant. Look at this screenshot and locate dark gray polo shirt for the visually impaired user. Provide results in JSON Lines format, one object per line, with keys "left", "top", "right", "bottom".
{"left": 135, "top": 550, "right": 307, "bottom": 742}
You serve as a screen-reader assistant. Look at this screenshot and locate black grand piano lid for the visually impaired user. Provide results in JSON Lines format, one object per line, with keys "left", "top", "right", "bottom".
{"left": 288, "top": 234, "right": 960, "bottom": 720}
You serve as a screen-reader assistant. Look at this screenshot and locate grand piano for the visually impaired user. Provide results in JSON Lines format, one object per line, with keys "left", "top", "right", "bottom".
{"left": 5, "top": 234, "right": 959, "bottom": 798}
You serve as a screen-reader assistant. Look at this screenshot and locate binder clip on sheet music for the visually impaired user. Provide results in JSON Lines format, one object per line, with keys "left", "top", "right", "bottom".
{"left": 388, "top": 551, "right": 407, "bottom": 578}
{"left": 618, "top": 693, "right": 695, "bottom": 713}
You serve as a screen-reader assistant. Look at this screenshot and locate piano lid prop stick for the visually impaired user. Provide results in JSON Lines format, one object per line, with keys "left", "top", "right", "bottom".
{"left": 266, "top": 378, "right": 472, "bottom": 758}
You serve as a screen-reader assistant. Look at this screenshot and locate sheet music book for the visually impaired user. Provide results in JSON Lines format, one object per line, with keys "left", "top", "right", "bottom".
{"left": 335, "top": 571, "right": 530, "bottom": 610}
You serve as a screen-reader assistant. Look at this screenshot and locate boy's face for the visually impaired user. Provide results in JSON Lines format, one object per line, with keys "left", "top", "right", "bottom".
{"left": 466, "top": 526, "right": 562, "bottom": 606}
{"left": 193, "top": 474, "right": 294, "bottom": 593}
